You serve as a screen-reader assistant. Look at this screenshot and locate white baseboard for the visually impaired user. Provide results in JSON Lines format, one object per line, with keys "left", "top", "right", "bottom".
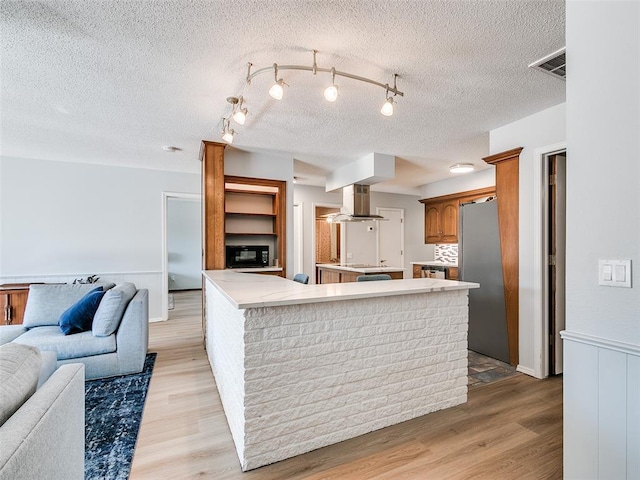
{"left": 516, "top": 364, "right": 538, "bottom": 377}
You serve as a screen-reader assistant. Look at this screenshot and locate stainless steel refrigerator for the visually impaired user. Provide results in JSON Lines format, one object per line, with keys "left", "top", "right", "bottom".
{"left": 459, "top": 200, "right": 509, "bottom": 364}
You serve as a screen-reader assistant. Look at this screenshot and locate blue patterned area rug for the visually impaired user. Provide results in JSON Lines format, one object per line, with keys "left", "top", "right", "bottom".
{"left": 85, "top": 353, "right": 156, "bottom": 480}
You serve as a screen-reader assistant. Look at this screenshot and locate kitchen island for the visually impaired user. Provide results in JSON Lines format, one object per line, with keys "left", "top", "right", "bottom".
{"left": 316, "top": 263, "right": 405, "bottom": 283}
{"left": 203, "top": 270, "right": 479, "bottom": 471}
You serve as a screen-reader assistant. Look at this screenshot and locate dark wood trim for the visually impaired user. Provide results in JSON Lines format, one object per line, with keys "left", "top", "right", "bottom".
{"left": 483, "top": 147, "right": 522, "bottom": 366}
{"left": 419, "top": 186, "right": 496, "bottom": 204}
{"left": 201, "top": 141, "right": 226, "bottom": 270}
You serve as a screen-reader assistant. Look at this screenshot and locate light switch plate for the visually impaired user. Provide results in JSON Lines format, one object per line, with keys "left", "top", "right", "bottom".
{"left": 599, "top": 259, "right": 632, "bottom": 288}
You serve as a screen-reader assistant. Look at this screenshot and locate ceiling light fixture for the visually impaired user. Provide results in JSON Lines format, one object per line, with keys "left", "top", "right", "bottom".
{"left": 323, "top": 67, "right": 339, "bottom": 102}
{"left": 219, "top": 50, "right": 404, "bottom": 143}
{"left": 449, "top": 163, "right": 475, "bottom": 174}
{"left": 221, "top": 118, "right": 234, "bottom": 144}
{"left": 268, "top": 64, "right": 285, "bottom": 100}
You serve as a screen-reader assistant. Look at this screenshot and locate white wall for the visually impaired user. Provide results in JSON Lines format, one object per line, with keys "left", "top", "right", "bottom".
{"left": 292, "top": 184, "right": 343, "bottom": 282}
{"left": 489, "top": 102, "right": 566, "bottom": 376}
{"left": 0, "top": 156, "right": 200, "bottom": 319}
{"left": 293, "top": 185, "right": 431, "bottom": 281}
{"left": 224, "top": 148, "right": 294, "bottom": 276}
{"left": 167, "top": 197, "right": 201, "bottom": 290}
{"left": 420, "top": 167, "right": 495, "bottom": 199}
{"left": 563, "top": 1, "right": 639, "bottom": 478}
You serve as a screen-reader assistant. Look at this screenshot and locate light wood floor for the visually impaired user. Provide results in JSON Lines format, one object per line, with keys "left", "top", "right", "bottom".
{"left": 130, "top": 291, "right": 563, "bottom": 480}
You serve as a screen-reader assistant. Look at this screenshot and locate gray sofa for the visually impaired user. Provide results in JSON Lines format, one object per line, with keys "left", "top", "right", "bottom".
{"left": 0, "top": 282, "right": 149, "bottom": 380}
{"left": 0, "top": 344, "right": 85, "bottom": 480}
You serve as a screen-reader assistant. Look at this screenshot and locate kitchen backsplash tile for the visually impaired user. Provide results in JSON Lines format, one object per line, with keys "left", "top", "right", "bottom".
{"left": 435, "top": 244, "right": 458, "bottom": 263}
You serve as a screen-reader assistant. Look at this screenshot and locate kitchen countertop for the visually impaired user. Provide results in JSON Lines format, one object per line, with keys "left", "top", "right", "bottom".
{"left": 316, "top": 263, "right": 405, "bottom": 273}
{"left": 203, "top": 269, "right": 478, "bottom": 309}
{"left": 411, "top": 260, "right": 458, "bottom": 267}
{"left": 225, "top": 267, "right": 283, "bottom": 273}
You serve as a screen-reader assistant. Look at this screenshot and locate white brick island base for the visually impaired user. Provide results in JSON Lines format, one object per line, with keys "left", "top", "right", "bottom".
{"left": 203, "top": 271, "right": 477, "bottom": 471}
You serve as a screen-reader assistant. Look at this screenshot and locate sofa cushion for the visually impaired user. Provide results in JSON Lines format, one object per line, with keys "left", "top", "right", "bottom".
{"left": 59, "top": 287, "right": 105, "bottom": 335}
{"left": 0, "top": 325, "right": 28, "bottom": 345}
{"left": 0, "top": 343, "right": 41, "bottom": 426}
{"left": 92, "top": 282, "right": 137, "bottom": 337}
{"left": 13, "top": 326, "right": 116, "bottom": 360}
{"left": 23, "top": 283, "right": 115, "bottom": 328}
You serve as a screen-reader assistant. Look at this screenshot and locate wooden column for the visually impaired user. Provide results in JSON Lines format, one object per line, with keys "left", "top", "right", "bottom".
{"left": 201, "top": 141, "right": 226, "bottom": 270}
{"left": 483, "top": 147, "right": 523, "bottom": 366}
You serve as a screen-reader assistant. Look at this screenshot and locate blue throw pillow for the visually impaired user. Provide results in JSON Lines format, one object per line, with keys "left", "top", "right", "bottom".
{"left": 59, "top": 286, "right": 105, "bottom": 335}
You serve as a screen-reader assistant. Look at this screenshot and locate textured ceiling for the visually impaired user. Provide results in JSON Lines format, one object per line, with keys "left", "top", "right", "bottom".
{"left": 0, "top": 0, "right": 565, "bottom": 194}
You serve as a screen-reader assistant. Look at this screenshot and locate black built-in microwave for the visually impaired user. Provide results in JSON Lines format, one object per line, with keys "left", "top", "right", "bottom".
{"left": 226, "top": 245, "right": 269, "bottom": 268}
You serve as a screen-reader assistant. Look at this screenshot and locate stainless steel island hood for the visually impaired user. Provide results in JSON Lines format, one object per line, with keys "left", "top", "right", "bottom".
{"left": 326, "top": 184, "right": 386, "bottom": 222}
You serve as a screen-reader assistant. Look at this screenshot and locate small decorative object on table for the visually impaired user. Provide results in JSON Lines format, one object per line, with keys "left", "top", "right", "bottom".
{"left": 72, "top": 275, "right": 100, "bottom": 284}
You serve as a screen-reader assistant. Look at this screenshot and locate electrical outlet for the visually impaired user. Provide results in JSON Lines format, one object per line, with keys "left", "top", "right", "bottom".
{"left": 347, "top": 252, "right": 353, "bottom": 259}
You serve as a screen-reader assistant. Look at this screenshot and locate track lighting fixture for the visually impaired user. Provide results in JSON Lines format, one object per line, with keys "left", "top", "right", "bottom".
{"left": 380, "top": 95, "right": 394, "bottom": 116}
{"left": 219, "top": 50, "right": 404, "bottom": 142}
{"left": 221, "top": 118, "right": 234, "bottom": 144}
{"left": 268, "top": 64, "right": 285, "bottom": 100}
{"left": 323, "top": 67, "right": 339, "bottom": 102}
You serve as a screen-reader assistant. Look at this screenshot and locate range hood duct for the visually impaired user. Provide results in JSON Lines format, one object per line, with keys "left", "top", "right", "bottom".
{"left": 328, "top": 184, "right": 386, "bottom": 222}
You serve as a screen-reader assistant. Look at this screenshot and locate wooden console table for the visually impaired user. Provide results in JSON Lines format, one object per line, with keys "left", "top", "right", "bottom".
{"left": 0, "top": 284, "right": 31, "bottom": 325}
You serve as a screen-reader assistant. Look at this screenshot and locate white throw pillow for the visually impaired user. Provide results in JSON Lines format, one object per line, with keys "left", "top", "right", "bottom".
{"left": 92, "top": 283, "right": 137, "bottom": 337}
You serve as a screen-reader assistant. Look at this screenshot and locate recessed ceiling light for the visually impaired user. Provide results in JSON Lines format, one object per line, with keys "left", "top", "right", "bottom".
{"left": 449, "top": 163, "right": 475, "bottom": 174}
{"left": 162, "top": 146, "right": 182, "bottom": 152}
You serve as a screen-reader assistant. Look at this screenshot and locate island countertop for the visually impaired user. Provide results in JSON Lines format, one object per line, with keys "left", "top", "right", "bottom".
{"left": 203, "top": 269, "right": 478, "bottom": 309}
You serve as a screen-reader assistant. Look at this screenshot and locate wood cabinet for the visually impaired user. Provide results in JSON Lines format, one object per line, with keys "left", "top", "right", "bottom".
{"left": 411, "top": 265, "right": 458, "bottom": 280}
{"left": 317, "top": 267, "right": 403, "bottom": 284}
{"left": 200, "top": 140, "right": 287, "bottom": 277}
{"left": 425, "top": 200, "right": 459, "bottom": 243}
{"left": 420, "top": 187, "right": 496, "bottom": 244}
{"left": 223, "top": 177, "right": 286, "bottom": 275}
{"left": 0, "top": 284, "right": 30, "bottom": 325}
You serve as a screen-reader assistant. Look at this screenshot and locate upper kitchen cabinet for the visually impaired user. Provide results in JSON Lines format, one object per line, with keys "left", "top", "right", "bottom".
{"left": 424, "top": 200, "right": 459, "bottom": 243}
{"left": 420, "top": 187, "right": 496, "bottom": 244}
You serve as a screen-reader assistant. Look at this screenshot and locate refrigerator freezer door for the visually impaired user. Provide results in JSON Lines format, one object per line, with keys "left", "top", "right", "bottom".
{"left": 459, "top": 201, "right": 510, "bottom": 364}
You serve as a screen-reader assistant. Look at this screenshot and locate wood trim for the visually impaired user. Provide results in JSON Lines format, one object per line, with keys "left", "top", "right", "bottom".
{"left": 419, "top": 186, "right": 496, "bottom": 204}
{"left": 201, "top": 141, "right": 226, "bottom": 270}
{"left": 483, "top": 147, "right": 522, "bottom": 366}
{"left": 483, "top": 147, "right": 524, "bottom": 166}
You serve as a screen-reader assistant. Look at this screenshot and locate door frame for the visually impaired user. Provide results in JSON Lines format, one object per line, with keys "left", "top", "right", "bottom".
{"left": 161, "top": 191, "right": 202, "bottom": 321}
{"left": 311, "top": 202, "right": 343, "bottom": 284}
{"left": 532, "top": 143, "right": 566, "bottom": 378}
{"left": 376, "top": 207, "right": 405, "bottom": 272}
{"left": 293, "top": 203, "right": 303, "bottom": 275}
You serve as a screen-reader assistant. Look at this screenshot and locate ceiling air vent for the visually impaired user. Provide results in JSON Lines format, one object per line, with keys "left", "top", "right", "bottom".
{"left": 529, "top": 47, "right": 566, "bottom": 81}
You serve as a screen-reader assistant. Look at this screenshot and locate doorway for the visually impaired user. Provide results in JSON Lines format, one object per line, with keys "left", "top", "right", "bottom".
{"left": 312, "top": 203, "right": 342, "bottom": 283}
{"left": 161, "top": 192, "right": 201, "bottom": 321}
{"left": 546, "top": 152, "right": 566, "bottom": 374}
{"left": 376, "top": 207, "right": 405, "bottom": 272}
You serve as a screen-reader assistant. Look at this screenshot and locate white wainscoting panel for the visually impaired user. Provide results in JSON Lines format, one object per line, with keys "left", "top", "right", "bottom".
{"left": 0, "top": 271, "right": 163, "bottom": 321}
{"left": 628, "top": 354, "right": 640, "bottom": 479}
{"left": 562, "top": 331, "right": 640, "bottom": 480}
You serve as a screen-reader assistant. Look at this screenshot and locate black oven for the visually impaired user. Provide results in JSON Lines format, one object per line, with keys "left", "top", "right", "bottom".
{"left": 226, "top": 245, "right": 269, "bottom": 269}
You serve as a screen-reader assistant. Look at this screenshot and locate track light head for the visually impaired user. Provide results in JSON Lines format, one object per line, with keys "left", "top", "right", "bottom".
{"left": 222, "top": 129, "right": 234, "bottom": 144}
{"left": 323, "top": 84, "right": 338, "bottom": 102}
{"left": 380, "top": 97, "right": 394, "bottom": 116}
{"left": 233, "top": 108, "right": 247, "bottom": 125}
{"left": 269, "top": 79, "right": 285, "bottom": 100}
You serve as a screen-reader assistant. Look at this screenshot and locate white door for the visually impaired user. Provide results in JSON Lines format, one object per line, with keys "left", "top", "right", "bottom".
{"left": 376, "top": 207, "right": 404, "bottom": 271}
